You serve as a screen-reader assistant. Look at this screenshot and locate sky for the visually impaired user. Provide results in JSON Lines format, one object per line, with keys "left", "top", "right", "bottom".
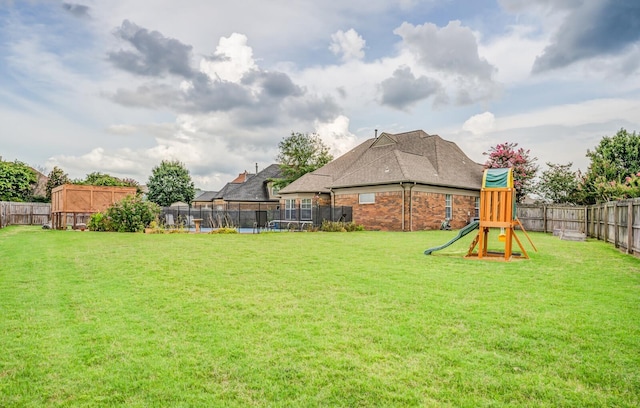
{"left": 1, "top": 0, "right": 640, "bottom": 191}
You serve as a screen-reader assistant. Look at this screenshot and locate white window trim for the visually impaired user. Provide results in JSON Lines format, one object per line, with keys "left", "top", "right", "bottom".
{"left": 285, "top": 199, "right": 295, "bottom": 220}
{"left": 445, "top": 194, "right": 452, "bottom": 220}
{"left": 300, "top": 198, "right": 312, "bottom": 220}
{"left": 359, "top": 193, "right": 375, "bottom": 204}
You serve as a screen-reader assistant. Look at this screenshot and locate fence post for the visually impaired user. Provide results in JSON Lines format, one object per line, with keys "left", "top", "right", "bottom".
{"left": 613, "top": 202, "right": 619, "bottom": 248}
{"left": 599, "top": 204, "right": 604, "bottom": 240}
{"left": 604, "top": 203, "right": 609, "bottom": 241}
{"left": 628, "top": 201, "right": 634, "bottom": 254}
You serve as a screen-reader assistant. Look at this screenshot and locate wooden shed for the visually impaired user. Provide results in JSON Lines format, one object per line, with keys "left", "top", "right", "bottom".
{"left": 51, "top": 184, "right": 137, "bottom": 229}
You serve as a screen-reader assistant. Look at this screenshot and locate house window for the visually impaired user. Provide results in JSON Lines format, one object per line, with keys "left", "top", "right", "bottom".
{"left": 475, "top": 197, "right": 480, "bottom": 218}
{"left": 301, "top": 198, "right": 312, "bottom": 220}
{"left": 285, "top": 199, "right": 296, "bottom": 220}
{"left": 359, "top": 193, "right": 375, "bottom": 204}
{"left": 445, "top": 194, "right": 452, "bottom": 220}
{"left": 271, "top": 186, "right": 280, "bottom": 197}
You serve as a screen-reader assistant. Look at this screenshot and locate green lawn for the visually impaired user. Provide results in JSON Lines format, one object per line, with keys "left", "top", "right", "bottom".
{"left": 1, "top": 226, "right": 638, "bottom": 407}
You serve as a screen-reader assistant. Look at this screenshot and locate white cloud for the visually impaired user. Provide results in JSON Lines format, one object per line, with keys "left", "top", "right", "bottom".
{"left": 462, "top": 112, "right": 495, "bottom": 135}
{"left": 480, "top": 24, "right": 548, "bottom": 84}
{"left": 329, "top": 29, "right": 366, "bottom": 62}
{"left": 495, "top": 98, "right": 640, "bottom": 131}
{"left": 394, "top": 20, "right": 495, "bottom": 80}
{"left": 199, "top": 33, "right": 257, "bottom": 83}
{"left": 314, "top": 115, "right": 358, "bottom": 156}
{"left": 106, "top": 124, "right": 138, "bottom": 134}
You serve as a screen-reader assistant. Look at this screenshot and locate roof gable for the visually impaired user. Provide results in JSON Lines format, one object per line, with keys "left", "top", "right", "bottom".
{"left": 371, "top": 133, "right": 396, "bottom": 148}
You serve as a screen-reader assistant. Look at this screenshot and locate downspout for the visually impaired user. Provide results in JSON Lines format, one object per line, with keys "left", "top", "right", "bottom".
{"left": 400, "top": 182, "right": 405, "bottom": 231}
{"left": 409, "top": 182, "right": 416, "bottom": 231}
{"left": 329, "top": 188, "right": 335, "bottom": 221}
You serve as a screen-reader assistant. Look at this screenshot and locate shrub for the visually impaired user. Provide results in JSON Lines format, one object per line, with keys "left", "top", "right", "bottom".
{"left": 209, "top": 227, "right": 238, "bottom": 234}
{"left": 144, "top": 220, "right": 165, "bottom": 234}
{"left": 344, "top": 222, "right": 365, "bottom": 232}
{"left": 320, "top": 220, "right": 364, "bottom": 232}
{"left": 88, "top": 212, "right": 110, "bottom": 232}
{"left": 89, "top": 195, "right": 160, "bottom": 232}
{"left": 105, "top": 195, "right": 160, "bottom": 232}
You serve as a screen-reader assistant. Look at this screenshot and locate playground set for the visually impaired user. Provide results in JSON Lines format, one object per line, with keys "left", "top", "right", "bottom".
{"left": 425, "top": 168, "right": 536, "bottom": 261}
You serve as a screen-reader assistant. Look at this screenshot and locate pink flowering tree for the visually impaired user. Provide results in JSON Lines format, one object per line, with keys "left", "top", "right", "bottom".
{"left": 483, "top": 142, "right": 538, "bottom": 203}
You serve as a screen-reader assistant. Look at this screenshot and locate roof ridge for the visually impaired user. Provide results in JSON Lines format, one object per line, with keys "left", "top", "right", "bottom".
{"left": 394, "top": 150, "right": 416, "bottom": 178}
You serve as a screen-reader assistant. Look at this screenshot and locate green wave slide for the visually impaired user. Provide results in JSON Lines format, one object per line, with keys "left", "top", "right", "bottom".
{"left": 424, "top": 220, "right": 479, "bottom": 255}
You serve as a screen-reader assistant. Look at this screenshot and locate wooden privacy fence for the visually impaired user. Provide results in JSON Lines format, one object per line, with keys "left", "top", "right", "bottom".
{"left": 516, "top": 200, "right": 640, "bottom": 256}
{"left": 0, "top": 202, "right": 51, "bottom": 228}
{"left": 516, "top": 204, "right": 587, "bottom": 233}
{"left": 586, "top": 199, "right": 640, "bottom": 255}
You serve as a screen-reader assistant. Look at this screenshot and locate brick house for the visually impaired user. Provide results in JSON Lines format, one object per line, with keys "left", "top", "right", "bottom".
{"left": 277, "top": 130, "right": 483, "bottom": 231}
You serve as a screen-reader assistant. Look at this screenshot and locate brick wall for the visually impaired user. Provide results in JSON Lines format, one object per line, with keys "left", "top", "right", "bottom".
{"left": 334, "top": 189, "right": 477, "bottom": 231}
{"left": 335, "top": 192, "right": 403, "bottom": 231}
{"left": 411, "top": 191, "right": 445, "bottom": 230}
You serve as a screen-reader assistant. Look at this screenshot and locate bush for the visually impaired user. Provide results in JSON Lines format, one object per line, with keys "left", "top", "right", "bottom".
{"left": 320, "top": 220, "right": 364, "bottom": 232}
{"left": 88, "top": 212, "right": 110, "bottom": 232}
{"left": 107, "top": 195, "right": 160, "bottom": 232}
{"left": 144, "top": 220, "right": 165, "bottom": 234}
{"left": 344, "top": 222, "right": 365, "bottom": 232}
{"left": 209, "top": 227, "right": 238, "bottom": 234}
{"left": 89, "top": 195, "right": 160, "bottom": 232}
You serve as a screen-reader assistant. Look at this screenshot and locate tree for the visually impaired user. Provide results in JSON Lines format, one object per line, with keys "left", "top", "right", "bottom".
{"left": 45, "top": 166, "right": 70, "bottom": 201}
{"left": 0, "top": 159, "right": 37, "bottom": 202}
{"left": 77, "top": 172, "right": 128, "bottom": 186}
{"left": 483, "top": 142, "right": 538, "bottom": 203}
{"left": 147, "top": 160, "right": 195, "bottom": 207}
{"left": 274, "top": 132, "right": 333, "bottom": 188}
{"left": 581, "top": 128, "right": 640, "bottom": 203}
{"left": 535, "top": 162, "right": 581, "bottom": 204}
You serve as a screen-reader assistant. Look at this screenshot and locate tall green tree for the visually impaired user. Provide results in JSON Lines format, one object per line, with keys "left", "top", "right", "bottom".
{"left": 581, "top": 128, "right": 640, "bottom": 203}
{"left": 147, "top": 160, "right": 195, "bottom": 207}
{"left": 274, "top": 132, "right": 333, "bottom": 188}
{"left": 77, "top": 172, "right": 127, "bottom": 186}
{"left": 535, "top": 162, "right": 581, "bottom": 204}
{"left": 45, "top": 166, "right": 70, "bottom": 201}
{"left": 0, "top": 159, "right": 37, "bottom": 202}
{"left": 483, "top": 142, "right": 538, "bottom": 203}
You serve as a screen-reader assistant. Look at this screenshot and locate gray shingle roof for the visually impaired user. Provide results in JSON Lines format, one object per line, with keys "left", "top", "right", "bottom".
{"left": 215, "top": 164, "right": 283, "bottom": 201}
{"left": 193, "top": 191, "right": 219, "bottom": 202}
{"left": 279, "top": 130, "right": 483, "bottom": 193}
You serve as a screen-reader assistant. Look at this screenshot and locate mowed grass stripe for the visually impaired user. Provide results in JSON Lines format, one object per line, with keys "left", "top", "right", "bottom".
{"left": 0, "top": 226, "right": 638, "bottom": 407}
